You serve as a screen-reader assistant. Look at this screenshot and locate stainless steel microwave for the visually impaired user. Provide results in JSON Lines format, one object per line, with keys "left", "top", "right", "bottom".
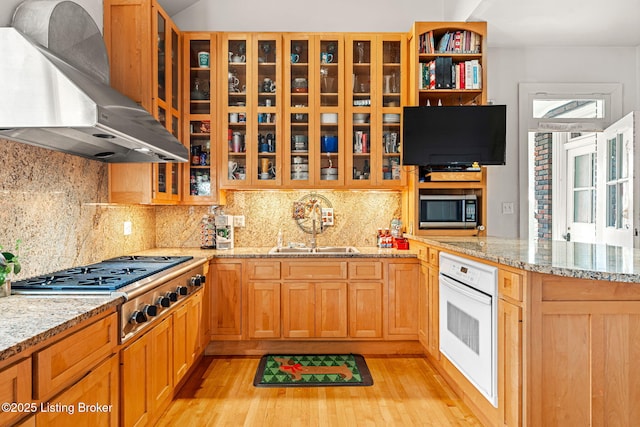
{"left": 419, "top": 194, "right": 477, "bottom": 229}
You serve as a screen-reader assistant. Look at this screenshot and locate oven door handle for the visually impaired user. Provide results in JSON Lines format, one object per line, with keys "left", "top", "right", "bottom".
{"left": 439, "top": 275, "right": 491, "bottom": 305}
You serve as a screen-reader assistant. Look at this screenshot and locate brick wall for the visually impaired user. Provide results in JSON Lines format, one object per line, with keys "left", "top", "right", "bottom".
{"left": 534, "top": 133, "right": 552, "bottom": 240}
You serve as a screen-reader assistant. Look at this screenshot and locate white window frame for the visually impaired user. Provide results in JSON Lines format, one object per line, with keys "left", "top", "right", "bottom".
{"left": 518, "top": 83, "right": 623, "bottom": 239}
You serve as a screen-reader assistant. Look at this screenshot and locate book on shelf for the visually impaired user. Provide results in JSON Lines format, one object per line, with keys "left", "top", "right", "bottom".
{"left": 420, "top": 59, "right": 481, "bottom": 90}
{"left": 424, "top": 30, "right": 481, "bottom": 54}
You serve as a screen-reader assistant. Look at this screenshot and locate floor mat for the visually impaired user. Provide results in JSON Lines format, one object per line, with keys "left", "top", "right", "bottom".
{"left": 253, "top": 354, "right": 373, "bottom": 387}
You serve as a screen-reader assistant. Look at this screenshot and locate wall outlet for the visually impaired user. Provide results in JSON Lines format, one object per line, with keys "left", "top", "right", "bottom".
{"left": 233, "top": 215, "right": 245, "bottom": 227}
{"left": 123, "top": 221, "right": 132, "bottom": 236}
{"left": 502, "top": 202, "right": 514, "bottom": 215}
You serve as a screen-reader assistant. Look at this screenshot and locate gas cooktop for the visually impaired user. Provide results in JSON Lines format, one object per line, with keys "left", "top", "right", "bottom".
{"left": 12, "top": 255, "right": 193, "bottom": 292}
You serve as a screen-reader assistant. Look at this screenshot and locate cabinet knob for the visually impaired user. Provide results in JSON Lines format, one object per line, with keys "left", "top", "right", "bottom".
{"left": 166, "top": 291, "right": 178, "bottom": 302}
{"left": 191, "top": 274, "right": 205, "bottom": 286}
{"left": 157, "top": 296, "right": 171, "bottom": 308}
{"left": 176, "top": 286, "right": 188, "bottom": 296}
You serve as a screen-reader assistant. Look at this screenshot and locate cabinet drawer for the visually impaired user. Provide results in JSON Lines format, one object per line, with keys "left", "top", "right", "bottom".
{"left": 34, "top": 313, "right": 118, "bottom": 399}
{"left": 247, "top": 260, "right": 281, "bottom": 280}
{"left": 348, "top": 261, "right": 382, "bottom": 279}
{"left": 282, "top": 261, "right": 347, "bottom": 280}
{"left": 0, "top": 358, "right": 32, "bottom": 427}
{"left": 499, "top": 269, "right": 523, "bottom": 302}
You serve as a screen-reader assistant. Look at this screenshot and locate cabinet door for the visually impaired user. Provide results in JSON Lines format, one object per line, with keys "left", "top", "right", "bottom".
{"left": 282, "top": 283, "right": 315, "bottom": 338}
{"left": 498, "top": 299, "right": 522, "bottom": 427}
{"left": 221, "top": 33, "right": 252, "bottom": 187}
{"left": 172, "top": 302, "right": 189, "bottom": 385}
{"left": 316, "top": 282, "right": 348, "bottom": 338}
{"left": 37, "top": 355, "right": 119, "bottom": 426}
{"left": 427, "top": 264, "right": 440, "bottom": 359}
{"left": 349, "top": 282, "right": 383, "bottom": 338}
{"left": 0, "top": 358, "right": 31, "bottom": 427}
{"left": 418, "top": 262, "right": 429, "bottom": 347}
{"left": 247, "top": 282, "right": 281, "bottom": 339}
{"left": 252, "top": 34, "right": 283, "bottom": 186}
{"left": 210, "top": 262, "right": 243, "bottom": 338}
{"left": 149, "top": 317, "right": 173, "bottom": 417}
{"left": 186, "top": 290, "right": 204, "bottom": 364}
{"left": 121, "top": 333, "right": 151, "bottom": 427}
{"left": 183, "top": 33, "right": 219, "bottom": 203}
{"left": 387, "top": 262, "right": 419, "bottom": 338}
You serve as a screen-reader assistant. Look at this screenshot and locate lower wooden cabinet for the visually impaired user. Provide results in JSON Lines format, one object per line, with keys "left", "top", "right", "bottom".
{"left": 0, "top": 358, "right": 32, "bottom": 426}
{"left": 247, "top": 282, "right": 281, "bottom": 339}
{"left": 498, "top": 298, "right": 522, "bottom": 427}
{"left": 349, "top": 282, "right": 383, "bottom": 338}
{"left": 282, "top": 282, "right": 348, "bottom": 338}
{"left": 36, "top": 354, "right": 119, "bottom": 426}
{"left": 387, "top": 261, "right": 419, "bottom": 338}
{"left": 210, "top": 261, "right": 243, "bottom": 339}
{"left": 121, "top": 316, "right": 173, "bottom": 427}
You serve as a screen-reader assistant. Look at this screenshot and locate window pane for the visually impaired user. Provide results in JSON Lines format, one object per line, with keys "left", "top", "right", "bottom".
{"left": 607, "top": 136, "right": 617, "bottom": 180}
{"left": 607, "top": 184, "right": 617, "bottom": 227}
{"left": 573, "top": 190, "right": 593, "bottom": 223}
{"left": 533, "top": 99, "right": 604, "bottom": 119}
{"left": 573, "top": 153, "right": 593, "bottom": 188}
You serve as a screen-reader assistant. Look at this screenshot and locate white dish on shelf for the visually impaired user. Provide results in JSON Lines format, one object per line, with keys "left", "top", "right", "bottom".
{"left": 382, "top": 113, "right": 401, "bottom": 123}
{"left": 320, "top": 113, "right": 338, "bottom": 124}
{"left": 291, "top": 149, "right": 308, "bottom": 153}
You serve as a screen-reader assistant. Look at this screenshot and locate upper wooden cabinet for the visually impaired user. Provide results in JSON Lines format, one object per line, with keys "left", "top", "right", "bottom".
{"left": 182, "top": 32, "right": 225, "bottom": 204}
{"left": 345, "top": 34, "right": 407, "bottom": 188}
{"left": 104, "top": 0, "right": 183, "bottom": 204}
{"left": 219, "top": 33, "right": 284, "bottom": 188}
{"left": 408, "top": 22, "right": 487, "bottom": 107}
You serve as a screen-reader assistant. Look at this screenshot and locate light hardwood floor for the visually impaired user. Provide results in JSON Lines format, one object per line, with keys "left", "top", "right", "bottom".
{"left": 157, "top": 356, "right": 482, "bottom": 426}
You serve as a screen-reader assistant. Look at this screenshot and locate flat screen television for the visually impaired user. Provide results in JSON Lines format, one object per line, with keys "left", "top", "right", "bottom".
{"left": 402, "top": 105, "right": 507, "bottom": 169}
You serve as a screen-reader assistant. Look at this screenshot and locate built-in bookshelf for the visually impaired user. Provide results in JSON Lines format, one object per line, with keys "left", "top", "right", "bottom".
{"left": 405, "top": 22, "right": 488, "bottom": 237}
{"left": 409, "top": 22, "right": 487, "bottom": 107}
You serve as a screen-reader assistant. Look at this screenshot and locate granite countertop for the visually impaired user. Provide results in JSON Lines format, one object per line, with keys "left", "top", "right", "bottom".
{"left": 0, "top": 246, "right": 415, "bottom": 362}
{"left": 0, "top": 295, "right": 122, "bottom": 362}
{"left": 134, "top": 246, "right": 419, "bottom": 259}
{"left": 409, "top": 235, "right": 640, "bottom": 283}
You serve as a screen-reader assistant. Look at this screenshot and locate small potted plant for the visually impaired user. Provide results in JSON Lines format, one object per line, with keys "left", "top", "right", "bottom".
{"left": 0, "top": 240, "right": 21, "bottom": 297}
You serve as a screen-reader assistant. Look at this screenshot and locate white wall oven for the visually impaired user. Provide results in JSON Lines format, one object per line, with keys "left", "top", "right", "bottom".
{"left": 439, "top": 252, "right": 498, "bottom": 407}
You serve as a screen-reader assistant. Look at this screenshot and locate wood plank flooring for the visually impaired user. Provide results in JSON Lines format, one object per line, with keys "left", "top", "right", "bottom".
{"left": 157, "top": 356, "right": 482, "bottom": 426}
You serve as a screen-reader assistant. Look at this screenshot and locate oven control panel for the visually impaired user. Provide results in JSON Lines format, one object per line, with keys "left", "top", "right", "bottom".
{"left": 120, "top": 264, "right": 205, "bottom": 342}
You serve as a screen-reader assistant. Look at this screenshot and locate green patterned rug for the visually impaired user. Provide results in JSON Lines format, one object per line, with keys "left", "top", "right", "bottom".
{"left": 253, "top": 354, "right": 373, "bottom": 387}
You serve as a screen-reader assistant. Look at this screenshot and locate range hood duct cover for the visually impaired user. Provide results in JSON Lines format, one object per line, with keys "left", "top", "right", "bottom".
{"left": 0, "top": 0, "right": 188, "bottom": 163}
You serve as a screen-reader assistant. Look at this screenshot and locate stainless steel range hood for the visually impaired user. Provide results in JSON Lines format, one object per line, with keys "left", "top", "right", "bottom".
{"left": 0, "top": 1, "right": 189, "bottom": 163}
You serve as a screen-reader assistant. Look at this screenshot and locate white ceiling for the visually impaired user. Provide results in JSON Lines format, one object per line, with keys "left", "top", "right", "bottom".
{"left": 157, "top": 0, "right": 640, "bottom": 47}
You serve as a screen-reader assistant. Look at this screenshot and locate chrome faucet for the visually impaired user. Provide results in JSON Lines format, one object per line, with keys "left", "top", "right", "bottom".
{"left": 309, "top": 201, "right": 322, "bottom": 250}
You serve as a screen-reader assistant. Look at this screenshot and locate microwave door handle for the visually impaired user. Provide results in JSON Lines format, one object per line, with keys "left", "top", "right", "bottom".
{"left": 439, "top": 275, "right": 491, "bottom": 305}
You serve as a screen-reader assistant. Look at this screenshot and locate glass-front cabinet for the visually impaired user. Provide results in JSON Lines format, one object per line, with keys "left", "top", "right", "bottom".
{"left": 182, "top": 32, "right": 220, "bottom": 203}
{"left": 345, "top": 34, "right": 405, "bottom": 188}
{"left": 220, "top": 33, "right": 282, "bottom": 188}
{"left": 152, "top": 8, "right": 182, "bottom": 202}
{"left": 283, "top": 34, "right": 344, "bottom": 187}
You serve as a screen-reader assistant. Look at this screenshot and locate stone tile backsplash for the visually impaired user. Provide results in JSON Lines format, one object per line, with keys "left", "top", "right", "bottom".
{"left": 1, "top": 138, "right": 402, "bottom": 278}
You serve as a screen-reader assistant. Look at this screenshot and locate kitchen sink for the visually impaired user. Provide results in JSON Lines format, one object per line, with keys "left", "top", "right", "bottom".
{"left": 268, "top": 246, "right": 360, "bottom": 254}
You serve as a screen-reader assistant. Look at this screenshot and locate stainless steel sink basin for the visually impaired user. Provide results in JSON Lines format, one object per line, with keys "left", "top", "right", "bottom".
{"left": 268, "top": 246, "right": 360, "bottom": 255}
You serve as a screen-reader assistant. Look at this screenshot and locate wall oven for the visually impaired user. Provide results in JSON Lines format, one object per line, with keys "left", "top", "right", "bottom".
{"left": 419, "top": 194, "right": 477, "bottom": 229}
{"left": 439, "top": 252, "right": 498, "bottom": 407}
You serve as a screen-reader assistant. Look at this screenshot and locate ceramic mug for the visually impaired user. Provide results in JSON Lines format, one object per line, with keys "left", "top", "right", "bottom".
{"left": 229, "top": 112, "right": 239, "bottom": 123}
{"left": 290, "top": 53, "right": 300, "bottom": 63}
{"left": 197, "top": 51, "right": 210, "bottom": 68}
{"left": 260, "top": 158, "right": 273, "bottom": 174}
{"left": 320, "top": 52, "right": 333, "bottom": 64}
{"left": 228, "top": 161, "right": 238, "bottom": 179}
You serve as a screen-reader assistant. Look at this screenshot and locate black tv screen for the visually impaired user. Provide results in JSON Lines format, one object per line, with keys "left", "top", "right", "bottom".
{"left": 402, "top": 105, "right": 507, "bottom": 168}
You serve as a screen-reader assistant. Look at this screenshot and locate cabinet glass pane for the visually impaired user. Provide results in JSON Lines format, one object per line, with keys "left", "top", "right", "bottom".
{"left": 290, "top": 40, "right": 309, "bottom": 107}
{"left": 157, "top": 163, "right": 167, "bottom": 193}
{"left": 227, "top": 116, "right": 247, "bottom": 182}
{"left": 382, "top": 123, "right": 401, "bottom": 180}
{"left": 189, "top": 120, "right": 212, "bottom": 196}
{"left": 351, "top": 40, "right": 371, "bottom": 108}
{"left": 227, "top": 39, "right": 247, "bottom": 107}
{"left": 189, "top": 40, "right": 211, "bottom": 115}
{"left": 290, "top": 112, "right": 310, "bottom": 182}
{"left": 156, "top": 14, "right": 166, "bottom": 103}
{"left": 171, "top": 164, "right": 179, "bottom": 195}
{"left": 171, "top": 28, "right": 179, "bottom": 110}
{"left": 157, "top": 106, "right": 166, "bottom": 128}
{"left": 382, "top": 41, "right": 401, "bottom": 108}
{"left": 320, "top": 40, "right": 339, "bottom": 107}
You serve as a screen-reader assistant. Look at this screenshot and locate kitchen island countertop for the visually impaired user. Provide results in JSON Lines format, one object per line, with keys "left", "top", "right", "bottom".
{"left": 409, "top": 235, "right": 640, "bottom": 283}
